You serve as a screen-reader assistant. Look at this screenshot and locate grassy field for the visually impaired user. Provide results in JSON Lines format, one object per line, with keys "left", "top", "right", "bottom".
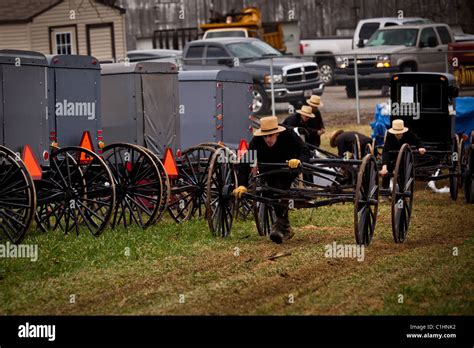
{"left": 1, "top": 124, "right": 473, "bottom": 315}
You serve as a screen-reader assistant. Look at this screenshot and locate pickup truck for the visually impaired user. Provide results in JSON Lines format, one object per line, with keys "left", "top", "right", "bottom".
{"left": 182, "top": 38, "right": 325, "bottom": 115}
{"left": 335, "top": 23, "right": 455, "bottom": 98}
{"left": 299, "top": 37, "right": 352, "bottom": 85}
{"left": 299, "top": 17, "right": 432, "bottom": 85}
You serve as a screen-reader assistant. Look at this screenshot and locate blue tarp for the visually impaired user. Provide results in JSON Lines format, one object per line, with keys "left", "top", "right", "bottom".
{"left": 455, "top": 97, "right": 474, "bottom": 138}
{"left": 370, "top": 103, "right": 391, "bottom": 146}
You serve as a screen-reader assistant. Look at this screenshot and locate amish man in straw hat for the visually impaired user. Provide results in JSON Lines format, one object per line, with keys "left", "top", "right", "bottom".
{"left": 329, "top": 130, "right": 372, "bottom": 158}
{"left": 233, "top": 116, "right": 310, "bottom": 244}
{"left": 380, "top": 119, "right": 426, "bottom": 188}
{"left": 282, "top": 94, "right": 326, "bottom": 147}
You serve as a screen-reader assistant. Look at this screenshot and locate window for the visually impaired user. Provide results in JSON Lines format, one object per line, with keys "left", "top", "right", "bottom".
{"left": 421, "top": 83, "right": 442, "bottom": 109}
{"left": 366, "top": 29, "right": 418, "bottom": 47}
{"left": 206, "top": 46, "right": 230, "bottom": 65}
{"left": 384, "top": 22, "right": 398, "bottom": 27}
{"left": 359, "top": 22, "right": 380, "bottom": 40}
{"left": 226, "top": 40, "right": 282, "bottom": 59}
{"left": 185, "top": 45, "right": 204, "bottom": 65}
{"left": 419, "top": 28, "right": 438, "bottom": 47}
{"left": 436, "top": 26, "right": 452, "bottom": 44}
{"left": 55, "top": 32, "right": 72, "bottom": 54}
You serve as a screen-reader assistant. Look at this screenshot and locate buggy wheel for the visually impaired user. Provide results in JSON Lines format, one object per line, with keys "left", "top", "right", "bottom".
{"left": 36, "top": 146, "right": 115, "bottom": 236}
{"left": 253, "top": 199, "right": 277, "bottom": 237}
{"left": 206, "top": 147, "right": 238, "bottom": 237}
{"left": 449, "top": 135, "right": 461, "bottom": 201}
{"left": 102, "top": 143, "right": 162, "bottom": 229}
{"left": 168, "top": 145, "right": 216, "bottom": 223}
{"left": 0, "top": 146, "right": 36, "bottom": 244}
{"left": 465, "top": 135, "right": 474, "bottom": 204}
{"left": 353, "top": 134, "right": 362, "bottom": 160}
{"left": 391, "top": 144, "right": 414, "bottom": 243}
{"left": 140, "top": 147, "right": 170, "bottom": 222}
{"left": 354, "top": 154, "right": 379, "bottom": 246}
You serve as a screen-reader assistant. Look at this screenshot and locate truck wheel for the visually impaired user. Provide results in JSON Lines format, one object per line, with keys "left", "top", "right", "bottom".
{"left": 401, "top": 65, "right": 414, "bottom": 72}
{"left": 318, "top": 59, "right": 335, "bottom": 85}
{"left": 346, "top": 83, "right": 356, "bottom": 98}
{"left": 252, "top": 84, "right": 270, "bottom": 116}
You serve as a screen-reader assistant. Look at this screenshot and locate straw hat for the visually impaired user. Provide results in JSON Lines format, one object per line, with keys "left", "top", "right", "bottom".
{"left": 330, "top": 129, "right": 344, "bottom": 148}
{"left": 388, "top": 119, "right": 408, "bottom": 135}
{"left": 307, "top": 95, "right": 324, "bottom": 108}
{"left": 296, "top": 105, "right": 315, "bottom": 118}
{"left": 254, "top": 116, "right": 286, "bottom": 136}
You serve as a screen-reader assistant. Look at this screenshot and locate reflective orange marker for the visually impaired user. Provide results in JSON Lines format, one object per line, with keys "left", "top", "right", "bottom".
{"left": 163, "top": 148, "right": 179, "bottom": 178}
{"left": 22, "top": 145, "right": 42, "bottom": 180}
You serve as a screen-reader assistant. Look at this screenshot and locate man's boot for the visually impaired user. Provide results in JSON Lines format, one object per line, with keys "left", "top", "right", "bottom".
{"left": 279, "top": 218, "right": 294, "bottom": 242}
{"left": 269, "top": 220, "right": 285, "bottom": 244}
{"left": 270, "top": 218, "right": 293, "bottom": 244}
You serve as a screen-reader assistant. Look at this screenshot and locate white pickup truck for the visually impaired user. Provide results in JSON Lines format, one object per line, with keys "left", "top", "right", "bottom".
{"left": 300, "top": 37, "right": 352, "bottom": 85}
{"left": 300, "top": 17, "right": 432, "bottom": 85}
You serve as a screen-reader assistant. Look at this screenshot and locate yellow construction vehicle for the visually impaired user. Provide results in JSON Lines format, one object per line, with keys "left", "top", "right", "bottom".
{"left": 200, "top": 7, "right": 287, "bottom": 52}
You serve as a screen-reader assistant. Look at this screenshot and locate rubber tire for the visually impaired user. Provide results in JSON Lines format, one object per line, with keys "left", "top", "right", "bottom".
{"left": 252, "top": 84, "right": 270, "bottom": 116}
{"left": 318, "top": 59, "right": 335, "bottom": 85}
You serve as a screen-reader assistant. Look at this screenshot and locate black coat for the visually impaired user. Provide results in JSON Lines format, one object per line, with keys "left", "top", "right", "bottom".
{"left": 382, "top": 130, "right": 423, "bottom": 165}
{"left": 282, "top": 110, "right": 325, "bottom": 147}
{"left": 237, "top": 128, "right": 311, "bottom": 187}
{"left": 334, "top": 131, "right": 372, "bottom": 157}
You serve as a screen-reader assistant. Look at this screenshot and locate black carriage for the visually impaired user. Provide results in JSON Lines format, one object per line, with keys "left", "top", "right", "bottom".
{"left": 100, "top": 62, "right": 254, "bottom": 227}
{"left": 204, "top": 136, "right": 415, "bottom": 245}
{"left": 388, "top": 72, "right": 465, "bottom": 201}
{"left": 0, "top": 50, "right": 115, "bottom": 241}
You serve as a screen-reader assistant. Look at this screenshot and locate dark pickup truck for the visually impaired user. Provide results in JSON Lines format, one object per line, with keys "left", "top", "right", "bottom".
{"left": 182, "top": 38, "right": 325, "bottom": 115}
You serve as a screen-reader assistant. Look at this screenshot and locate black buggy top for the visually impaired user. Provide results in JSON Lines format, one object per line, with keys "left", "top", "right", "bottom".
{"left": 390, "top": 72, "right": 459, "bottom": 146}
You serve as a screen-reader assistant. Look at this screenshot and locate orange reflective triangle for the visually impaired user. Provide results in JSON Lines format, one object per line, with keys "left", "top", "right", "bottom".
{"left": 22, "top": 145, "right": 42, "bottom": 180}
{"left": 79, "top": 131, "right": 94, "bottom": 164}
{"left": 163, "top": 148, "right": 178, "bottom": 178}
{"left": 237, "top": 139, "right": 249, "bottom": 160}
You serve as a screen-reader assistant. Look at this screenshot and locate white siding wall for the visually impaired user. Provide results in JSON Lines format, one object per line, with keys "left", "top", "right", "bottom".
{"left": 0, "top": 24, "right": 31, "bottom": 50}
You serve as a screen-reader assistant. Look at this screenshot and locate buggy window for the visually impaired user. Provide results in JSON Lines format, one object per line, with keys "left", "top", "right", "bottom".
{"left": 421, "top": 83, "right": 442, "bottom": 110}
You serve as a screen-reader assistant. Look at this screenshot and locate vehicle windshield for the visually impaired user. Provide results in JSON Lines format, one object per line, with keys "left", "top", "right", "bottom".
{"left": 206, "top": 31, "right": 246, "bottom": 38}
{"left": 226, "top": 40, "right": 282, "bottom": 59}
{"left": 366, "top": 29, "right": 419, "bottom": 46}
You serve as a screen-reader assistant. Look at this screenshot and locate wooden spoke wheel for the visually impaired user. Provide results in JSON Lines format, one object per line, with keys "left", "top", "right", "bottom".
{"left": 36, "top": 146, "right": 116, "bottom": 236}
{"left": 168, "top": 145, "right": 216, "bottom": 223}
{"left": 354, "top": 154, "right": 379, "bottom": 246}
{"left": 253, "top": 197, "right": 277, "bottom": 237}
{"left": 353, "top": 134, "right": 362, "bottom": 160}
{"left": 449, "top": 135, "right": 461, "bottom": 201}
{"left": 140, "top": 147, "right": 170, "bottom": 222}
{"left": 0, "top": 146, "right": 36, "bottom": 244}
{"left": 464, "top": 132, "right": 474, "bottom": 204}
{"left": 391, "top": 144, "right": 415, "bottom": 243}
{"left": 102, "top": 143, "right": 162, "bottom": 229}
{"left": 206, "top": 147, "right": 238, "bottom": 237}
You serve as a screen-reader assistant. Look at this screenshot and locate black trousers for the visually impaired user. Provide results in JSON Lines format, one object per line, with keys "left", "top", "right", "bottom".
{"left": 382, "top": 163, "right": 395, "bottom": 189}
{"left": 265, "top": 173, "right": 298, "bottom": 222}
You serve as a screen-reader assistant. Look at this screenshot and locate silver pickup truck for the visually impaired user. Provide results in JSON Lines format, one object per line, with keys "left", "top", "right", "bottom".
{"left": 335, "top": 23, "right": 455, "bottom": 98}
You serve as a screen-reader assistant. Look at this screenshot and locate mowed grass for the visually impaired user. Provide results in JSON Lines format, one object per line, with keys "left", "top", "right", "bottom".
{"left": 0, "top": 124, "right": 473, "bottom": 315}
